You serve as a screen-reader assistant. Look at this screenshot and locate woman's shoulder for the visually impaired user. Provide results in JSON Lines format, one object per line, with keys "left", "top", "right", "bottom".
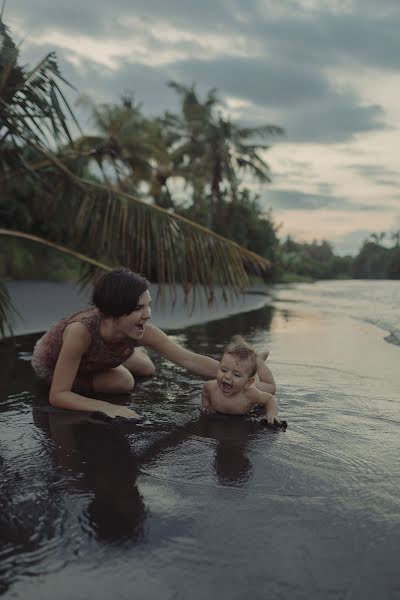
{"left": 63, "top": 320, "right": 92, "bottom": 351}
{"left": 60, "top": 307, "right": 97, "bottom": 351}
{"left": 67, "top": 306, "right": 99, "bottom": 326}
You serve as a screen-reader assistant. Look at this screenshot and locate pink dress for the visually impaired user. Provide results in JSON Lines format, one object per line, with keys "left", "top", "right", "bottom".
{"left": 31, "top": 307, "right": 136, "bottom": 394}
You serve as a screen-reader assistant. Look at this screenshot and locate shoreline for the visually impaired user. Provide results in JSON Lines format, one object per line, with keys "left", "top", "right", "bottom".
{"left": 5, "top": 279, "right": 399, "bottom": 394}
{"left": 5, "top": 280, "right": 273, "bottom": 338}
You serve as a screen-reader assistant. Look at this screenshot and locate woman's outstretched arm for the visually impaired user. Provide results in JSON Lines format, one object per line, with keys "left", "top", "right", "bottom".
{"left": 142, "top": 325, "right": 219, "bottom": 378}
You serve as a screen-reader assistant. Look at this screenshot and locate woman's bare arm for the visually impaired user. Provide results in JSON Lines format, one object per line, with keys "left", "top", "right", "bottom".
{"left": 143, "top": 325, "right": 219, "bottom": 378}
{"left": 49, "top": 323, "right": 139, "bottom": 418}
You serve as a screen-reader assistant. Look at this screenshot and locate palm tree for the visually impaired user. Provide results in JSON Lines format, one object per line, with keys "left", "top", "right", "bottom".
{"left": 0, "top": 15, "right": 271, "bottom": 337}
{"left": 164, "top": 82, "right": 284, "bottom": 230}
{"left": 391, "top": 231, "right": 400, "bottom": 247}
{"left": 369, "top": 232, "right": 386, "bottom": 245}
{"left": 73, "top": 94, "right": 152, "bottom": 191}
{"left": 74, "top": 95, "right": 176, "bottom": 208}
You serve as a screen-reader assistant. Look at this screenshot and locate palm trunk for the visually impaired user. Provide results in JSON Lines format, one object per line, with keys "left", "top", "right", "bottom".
{"left": 211, "top": 159, "right": 223, "bottom": 231}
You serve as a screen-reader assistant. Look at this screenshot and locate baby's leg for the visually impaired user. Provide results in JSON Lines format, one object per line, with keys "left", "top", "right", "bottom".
{"left": 254, "top": 350, "right": 276, "bottom": 394}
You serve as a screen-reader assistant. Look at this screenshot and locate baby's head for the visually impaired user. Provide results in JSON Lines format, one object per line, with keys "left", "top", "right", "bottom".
{"left": 217, "top": 336, "right": 257, "bottom": 396}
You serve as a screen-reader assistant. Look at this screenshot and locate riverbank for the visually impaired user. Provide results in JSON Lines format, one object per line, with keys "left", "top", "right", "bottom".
{"left": 4, "top": 278, "right": 400, "bottom": 396}
{"left": 5, "top": 280, "right": 273, "bottom": 337}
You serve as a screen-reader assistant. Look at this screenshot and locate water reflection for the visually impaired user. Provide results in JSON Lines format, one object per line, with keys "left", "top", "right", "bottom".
{"left": 32, "top": 409, "right": 266, "bottom": 545}
{"left": 138, "top": 412, "right": 271, "bottom": 488}
{"left": 52, "top": 414, "right": 146, "bottom": 542}
{"left": 32, "top": 410, "right": 146, "bottom": 543}
{"left": 197, "top": 414, "right": 257, "bottom": 486}
{"left": 175, "top": 304, "right": 275, "bottom": 358}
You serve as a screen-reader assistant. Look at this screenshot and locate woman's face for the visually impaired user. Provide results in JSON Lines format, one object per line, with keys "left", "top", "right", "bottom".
{"left": 116, "top": 290, "right": 152, "bottom": 340}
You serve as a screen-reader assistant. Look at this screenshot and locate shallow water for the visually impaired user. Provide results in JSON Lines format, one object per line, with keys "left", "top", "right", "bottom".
{"left": 1, "top": 282, "right": 399, "bottom": 600}
{"left": 271, "top": 279, "right": 400, "bottom": 346}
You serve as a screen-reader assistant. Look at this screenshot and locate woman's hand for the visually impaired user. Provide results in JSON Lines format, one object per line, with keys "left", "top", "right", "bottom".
{"left": 98, "top": 403, "right": 143, "bottom": 420}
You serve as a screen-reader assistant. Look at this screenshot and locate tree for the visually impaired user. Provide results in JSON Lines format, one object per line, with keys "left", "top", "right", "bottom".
{"left": 163, "top": 82, "right": 283, "bottom": 230}
{"left": 369, "top": 232, "right": 386, "bottom": 245}
{"left": 0, "top": 15, "right": 271, "bottom": 336}
{"left": 277, "top": 237, "right": 351, "bottom": 280}
{"left": 391, "top": 230, "right": 400, "bottom": 247}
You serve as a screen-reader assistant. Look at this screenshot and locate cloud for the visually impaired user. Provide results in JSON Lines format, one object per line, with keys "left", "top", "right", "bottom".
{"left": 260, "top": 189, "right": 389, "bottom": 212}
{"left": 5, "top": 0, "right": 400, "bottom": 248}
{"left": 347, "top": 163, "right": 400, "bottom": 183}
{"left": 17, "top": 43, "right": 386, "bottom": 145}
{"left": 8, "top": 0, "right": 237, "bottom": 38}
{"left": 10, "top": 0, "right": 388, "bottom": 146}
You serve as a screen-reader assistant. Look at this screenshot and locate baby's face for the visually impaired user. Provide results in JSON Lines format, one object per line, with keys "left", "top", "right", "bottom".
{"left": 217, "top": 353, "right": 253, "bottom": 397}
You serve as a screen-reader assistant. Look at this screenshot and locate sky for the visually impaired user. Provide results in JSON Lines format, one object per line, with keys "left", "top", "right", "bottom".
{"left": 6, "top": 0, "right": 400, "bottom": 255}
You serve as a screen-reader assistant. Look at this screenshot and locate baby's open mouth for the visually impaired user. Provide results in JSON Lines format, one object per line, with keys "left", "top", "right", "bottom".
{"left": 136, "top": 324, "right": 145, "bottom": 332}
{"left": 222, "top": 383, "right": 232, "bottom": 393}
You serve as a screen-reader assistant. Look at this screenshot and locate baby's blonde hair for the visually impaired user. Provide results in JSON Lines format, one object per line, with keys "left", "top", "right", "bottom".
{"left": 222, "top": 335, "right": 257, "bottom": 377}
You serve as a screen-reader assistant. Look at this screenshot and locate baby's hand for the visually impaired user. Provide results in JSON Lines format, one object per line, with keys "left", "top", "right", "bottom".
{"left": 264, "top": 413, "right": 281, "bottom": 425}
{"left": 261, "top": 414, "right": 287, "bottom": 429}
{"left": 263, "top": 413, "right": 281, "bottom": 425}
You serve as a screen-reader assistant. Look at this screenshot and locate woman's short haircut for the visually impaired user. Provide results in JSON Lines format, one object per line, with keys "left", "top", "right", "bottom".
{"left": 222, "top": 335, "right": 257, "bottom": 377}
{"left": 91, "top": 268, "right": 149, "bottom": 317}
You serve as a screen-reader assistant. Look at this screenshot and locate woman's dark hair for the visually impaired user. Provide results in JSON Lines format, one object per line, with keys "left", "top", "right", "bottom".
{"left": 92, "top": 268, "right": 149, "bottom": 317}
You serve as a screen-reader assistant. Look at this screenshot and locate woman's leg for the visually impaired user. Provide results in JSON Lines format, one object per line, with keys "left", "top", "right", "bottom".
{"left": 123, "top": 346, "right": 156, "bottom": 377}
{"left": 92, "top": 365, "right": 135, "bottom": 394}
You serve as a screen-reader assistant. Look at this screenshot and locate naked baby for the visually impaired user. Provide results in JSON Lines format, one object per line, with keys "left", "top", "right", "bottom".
{"left": 202, "top": 336, "right": 281, "bottom": 425}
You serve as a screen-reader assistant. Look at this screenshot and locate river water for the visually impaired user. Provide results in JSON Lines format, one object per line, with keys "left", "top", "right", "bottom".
{"left": 0, "top": 280, "right": 399, "bottom": 599}
{"left": 271, "top": 279, "right": 400, "bottom": 347}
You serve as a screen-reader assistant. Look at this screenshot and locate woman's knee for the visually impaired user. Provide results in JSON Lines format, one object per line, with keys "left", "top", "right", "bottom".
{"left": 116, "top": 368, "right": 135, "bottom": 392}
{"left": 93, "top": 367, "right": 135, "bottom": 393}
{"left": 136, "top": 361, "right": 156, "bottom": 377}
{"left": 124, "top": 349, "right": 156, "bottom": 377}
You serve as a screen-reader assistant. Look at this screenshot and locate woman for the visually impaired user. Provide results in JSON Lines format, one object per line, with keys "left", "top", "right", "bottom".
{"left": 32, "top": 268, "right": 220, "bottom": 420}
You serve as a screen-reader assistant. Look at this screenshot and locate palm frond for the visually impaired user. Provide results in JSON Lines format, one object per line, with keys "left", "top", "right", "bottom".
{"left": 12, "top": 148, "right": 271, "bottom": 289}
{"left": 0, "top": 36, "right": 80, "bottom": 151}
{"left": 0, "top": 229, "right": 114, "bottom": 338}
{"left": 236, "top": 125, "right": 285, "bottom": 139}
{"left": 0, "top": 276, "right": 17, "bottom": 338}
{"left": 0, "top": 229, "right": 114, "bottom": 270}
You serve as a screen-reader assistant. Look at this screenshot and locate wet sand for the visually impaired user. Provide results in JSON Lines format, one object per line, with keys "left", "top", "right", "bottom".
{"left": 1, "top": 280, "right": 399, "bottom": 600}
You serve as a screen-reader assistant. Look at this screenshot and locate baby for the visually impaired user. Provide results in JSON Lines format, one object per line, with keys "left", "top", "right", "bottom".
{"left": 202, "top": 336, "right": 280, "bottom": 425}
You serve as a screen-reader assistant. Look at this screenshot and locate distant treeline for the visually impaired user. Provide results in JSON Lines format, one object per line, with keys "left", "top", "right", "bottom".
{"left": 2, "top": 226, "right": 400, "bottom": 283}
{"left": 276, "top": 233, "right": 400, "bottom": 282}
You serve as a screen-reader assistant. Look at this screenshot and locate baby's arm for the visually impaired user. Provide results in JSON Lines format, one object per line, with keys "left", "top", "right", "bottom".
{"left": 259, "top": 391, "right": 280, "bottom": 424}
{"left": 202, "top": 381, "right": 216, "bottom": 413}
{"left": 247, "top": 387, "right": 280, "bottom": 424}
